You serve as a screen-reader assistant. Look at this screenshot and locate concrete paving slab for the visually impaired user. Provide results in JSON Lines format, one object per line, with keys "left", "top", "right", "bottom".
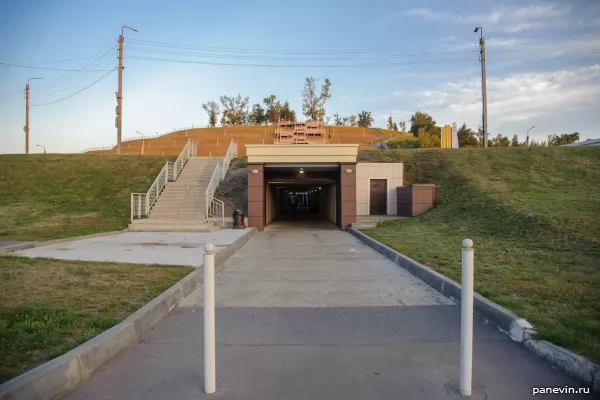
{"left": 180, "top": 229, "right": 453, "bottom": 307}
{"left": 66, "top": 308, "right": 589, "bottom": 400}
{"left": 62, "top": 228, "right": 592, "bottom": 399}
{"left": 12, "top": 230, "right": 252, "bottom": 267}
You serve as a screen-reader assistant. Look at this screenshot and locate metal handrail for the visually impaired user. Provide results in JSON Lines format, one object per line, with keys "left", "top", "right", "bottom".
{"left": 130, "top": 139, "right": 196, "bottom": 220}
{"left": 79, "top": 146, "right": 113, "bottom": 153}
{"left": 205, "top": 139, "right": 237, "bottom": 227}
{"left": 220, "top": 139, "right": 238, "bottom": 180}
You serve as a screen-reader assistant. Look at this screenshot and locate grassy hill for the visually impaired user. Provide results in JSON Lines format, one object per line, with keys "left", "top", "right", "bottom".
{"left": 86, "top": 126, "right": 403, "bottom": 156}
{"left": 0, "top": 154, "right": 173, "bottom": 240}
{"left": 359, "top": 147, "right": 600, "bottom": 363}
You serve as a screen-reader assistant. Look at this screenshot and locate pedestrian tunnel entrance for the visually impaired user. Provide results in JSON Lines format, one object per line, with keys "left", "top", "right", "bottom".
{"left": 266, "top": 168, "right": 338, "bottom": 229}
{"left": 246, "top": 144, "right": 359, "bottom": 231}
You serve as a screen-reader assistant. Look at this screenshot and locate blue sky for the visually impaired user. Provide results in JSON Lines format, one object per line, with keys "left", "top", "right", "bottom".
{"left": 1, "top": 0, "right": 599, "bottom": 153}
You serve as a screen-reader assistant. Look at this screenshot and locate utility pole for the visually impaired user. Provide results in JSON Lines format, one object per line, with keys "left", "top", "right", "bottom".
{"left": 474, "top": 27, "right": 487, "bottom": 147}
{"left": 116, "top": 25, "right": 138, "bottom": 155}
{"left": 24, "top": 77, "right": 42, "bottom": 154}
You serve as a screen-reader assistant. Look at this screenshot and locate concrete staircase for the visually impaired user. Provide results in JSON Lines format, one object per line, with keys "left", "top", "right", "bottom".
{"left": 128, "top": 157, "right": 223, "bottom": 232}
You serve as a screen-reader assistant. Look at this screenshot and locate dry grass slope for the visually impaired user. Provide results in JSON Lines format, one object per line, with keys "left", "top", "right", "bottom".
{"left": 87, "top": 126, "right": 403, "bottom": 156}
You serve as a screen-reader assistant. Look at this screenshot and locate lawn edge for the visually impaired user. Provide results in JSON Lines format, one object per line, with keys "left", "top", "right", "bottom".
{"left": 0, "top": 230, "right": 128, "bottom": 255}
{"left": 347, "top": 227, "right": 600, "bottom": 393}
{"left": 0, "top": 228, "right": 257, "bottom": 400}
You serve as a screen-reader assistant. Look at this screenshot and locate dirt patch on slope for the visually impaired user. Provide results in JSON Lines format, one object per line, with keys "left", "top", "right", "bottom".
{"left": 215, "top": 167, "right": 248, "bottom": 217}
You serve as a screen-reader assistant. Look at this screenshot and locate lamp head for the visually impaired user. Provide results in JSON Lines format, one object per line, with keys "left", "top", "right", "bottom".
{"left": 474, "top": 27, "right": 479, "bottom": 32}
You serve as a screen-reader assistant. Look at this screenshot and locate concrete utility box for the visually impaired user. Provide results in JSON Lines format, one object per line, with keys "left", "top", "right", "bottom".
{"left": 397, "top": 184, "right": 436, "bottom": 217}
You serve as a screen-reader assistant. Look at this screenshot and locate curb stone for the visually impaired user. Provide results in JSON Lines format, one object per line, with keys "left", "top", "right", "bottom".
{"left": 0, "top": 230, "right": 128, "bottom": 255}
{"left": 347, "top": 227, "right": 599, "bottom": 394}
{"left": 0, "top": 228, "right": 257, "bottom": 400}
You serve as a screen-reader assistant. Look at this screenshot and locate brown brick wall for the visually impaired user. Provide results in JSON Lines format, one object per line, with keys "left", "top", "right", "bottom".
{"left": 247, "top": 164, "right": 265, "bottom": 231}
{"left": 339, "top": 163, "right": 357, "bottom": 229}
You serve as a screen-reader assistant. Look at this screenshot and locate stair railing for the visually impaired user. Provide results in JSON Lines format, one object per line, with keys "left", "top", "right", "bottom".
{"left": 130, "top": 139, "right": 197, "bottom": 220}
{"left": 206, "top": 139, "right": 238, "bottom": 227}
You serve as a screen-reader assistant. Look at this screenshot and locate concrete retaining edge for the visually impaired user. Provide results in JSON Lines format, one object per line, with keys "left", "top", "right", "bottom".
{"left": 0, "top": 228, "right": 257, "bottom": 400}
{"left": 0, "top": 230, "right": 128, "bottom": 255}
{"left": 347, "top": 227, "right": 599, "bottom": 393}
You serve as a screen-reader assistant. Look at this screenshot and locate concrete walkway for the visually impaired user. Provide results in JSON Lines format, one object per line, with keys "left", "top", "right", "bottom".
{"left": 12, "top": 230, "right": 251, "bottom": 267}
{"left": 65, "top": 227, "right": 588, "bottom": 399}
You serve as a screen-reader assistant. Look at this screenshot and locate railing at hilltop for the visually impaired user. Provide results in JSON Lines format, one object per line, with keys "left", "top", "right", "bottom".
{"left": 130, "top": 139, "right": 196, "bottom": 220}
{"left": 79, "top": 146, "right": 113, "bottom": 153}
{"left": 206, "top": 138, "right": 238, "bottom": 227}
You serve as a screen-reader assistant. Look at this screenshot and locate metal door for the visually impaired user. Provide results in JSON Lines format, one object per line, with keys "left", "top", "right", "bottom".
{"left": 369, "top": 179, "right": 387, "bottom": 215}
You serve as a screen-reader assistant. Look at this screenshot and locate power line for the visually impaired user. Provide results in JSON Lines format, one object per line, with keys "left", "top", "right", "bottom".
{"left": 128, "top": 55, "right": 475, "bottom": 68}
{"left": 22, "top": 55, "right": 115, "bottom": 65}
{"left": 126, "top": 38, "right": 469, "bottom": 54}
{"left": 30, "top": 68, "right": 116, "bottom": 107}
{"left": 126, "top": 46, "right": 475, "bottom": 61}
{"left": 0, "top": 62, "right": 115, "bottom": 72}
{"left": 34, "top": 46, "right": 116, "bottom": 88}
{"left": 32, "top": 59, "right": 117, "bottom": 97}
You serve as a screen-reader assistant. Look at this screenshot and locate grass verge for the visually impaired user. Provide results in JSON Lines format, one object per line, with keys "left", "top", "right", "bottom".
{"left": 0, "top": 154, "right": 173, "bottom": 241}
{"left": 358, "top": 147, "right": 600, "bottom": 363}
{"left": 0, "top": 256, "right": 193, "bottom": 383}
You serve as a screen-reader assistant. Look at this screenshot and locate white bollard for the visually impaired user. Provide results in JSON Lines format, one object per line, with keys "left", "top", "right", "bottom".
{"left": 460, "top": 238, "right": 474, "bottom": 396}
{"left": 204, "top": 243, "right": 216, "bottom": 394}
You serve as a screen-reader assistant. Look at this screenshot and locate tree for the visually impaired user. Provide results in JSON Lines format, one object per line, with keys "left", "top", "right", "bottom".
{"left": 357, "top": 111, "right": 374, "bottom": 128}
{"left": 220, "top": 94, "right": 250, "bottom": 125}
{"left": 418, "top": 131, "right": 441, "bottom": 148}
{"left": 398, "top": 121, "right": 406, "bottom": 132}
{"left": 490, "top": 134, "right": 511, "bottom": 147}
{"left": 457, "top": 123, "right": 480, "bottom": 148}
{"left": 302, "top": 77, "right": 332, "bottom": 121}
{"left": 249, "top": 103, "right": 266, "bottom": 125}
{"left": 387, "top": 116, "right": 394, "bottom": 130}
{"left": 511, "top": 134, "right": 520, "bottom": 147}
{"left": 202, "top": 101, "right": 220, "bottom": 128}
{"left": 280, "top": 101, "right": 296, "bottom": 122}
{"left": 333, "top": 113, "right": 343, "bottom": 126}
{"left": 393, "top": 122, "right": 398, "bottom": 131}
{"left": 409, "top": 112, "right": 436, "bottom": 137}
{"left": 548, "top": 132, "right": 580, "bottom": 146}
{"left": 263, "top": 95, "right": 279, "bottom": 124}
{"left": 343, "top": 115, "right": 357, "bottom": 127}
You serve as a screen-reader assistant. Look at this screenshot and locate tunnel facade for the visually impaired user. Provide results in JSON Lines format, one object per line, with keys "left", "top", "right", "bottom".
{"left": 246, "top": 144, "right": 358, "bottom": 231}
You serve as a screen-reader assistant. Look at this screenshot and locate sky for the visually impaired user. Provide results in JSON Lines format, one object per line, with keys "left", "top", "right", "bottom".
{"left": 1, "top": 0, "right": 599, "bottom": 154}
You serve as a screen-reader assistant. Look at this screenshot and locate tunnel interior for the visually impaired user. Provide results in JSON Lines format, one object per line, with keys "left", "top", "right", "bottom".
{"left": 264, "top": 165, "right": 340, "bottom": 229}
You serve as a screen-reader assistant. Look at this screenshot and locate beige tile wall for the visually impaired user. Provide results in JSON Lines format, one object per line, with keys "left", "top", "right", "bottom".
{"left": 355, "top": 163, "right": 404, "bottom": 216}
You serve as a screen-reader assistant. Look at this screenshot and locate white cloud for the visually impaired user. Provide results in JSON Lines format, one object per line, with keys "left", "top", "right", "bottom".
{"left": 405, "top": 64, "right": 600, "bottom": 135}
{"left": 403, "top": 4, "right": 571, "bottom": 32}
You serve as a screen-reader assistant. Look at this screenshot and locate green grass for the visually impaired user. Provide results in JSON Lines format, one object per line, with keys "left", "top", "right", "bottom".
{"left": 0, "top": 256, "right": 193, "bottom": 383}
{"left": 358, "top": 147, "right": 600, "bottom": 363}
{"left": 0, "top": 154, "right": 174, "bottom": 241}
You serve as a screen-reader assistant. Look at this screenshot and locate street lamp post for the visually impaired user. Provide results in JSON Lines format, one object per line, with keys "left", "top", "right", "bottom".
{"left": 35, "top": 144, "right": 46, "bottom": 154}
{"left": 136, "top": 131, "right": 145, "bottom": 156}
{"left": 526, "top": 126, "right": 535, "bottom": 147}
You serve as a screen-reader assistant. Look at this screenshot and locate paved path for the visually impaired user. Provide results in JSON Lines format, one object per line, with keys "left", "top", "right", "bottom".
{"left": 0, "top": 240, "right": 36, "bottom": 250}
{"left": 66, "top": 226, "right": 588, "bottom": 399}
{"left": 12, "top": 230, "right": 251, "bottom": 267}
